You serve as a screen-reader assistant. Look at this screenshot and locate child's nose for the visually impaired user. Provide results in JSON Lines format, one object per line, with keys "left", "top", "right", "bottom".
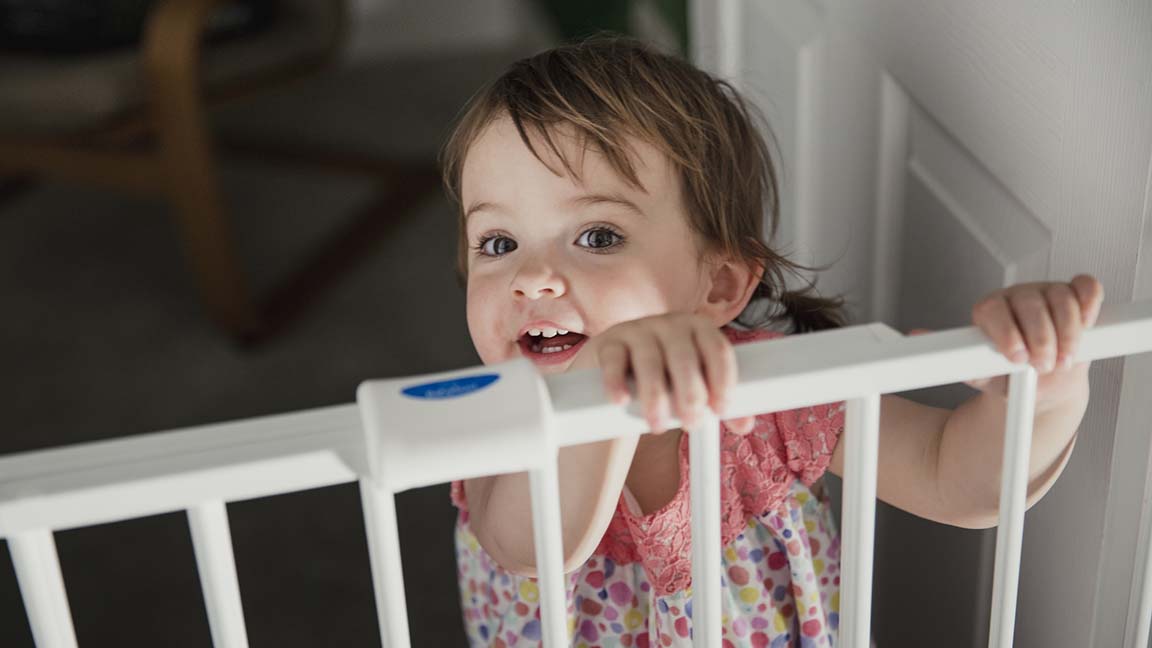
{"left": 511, "top": 260, "right": 567, "bottom": 299}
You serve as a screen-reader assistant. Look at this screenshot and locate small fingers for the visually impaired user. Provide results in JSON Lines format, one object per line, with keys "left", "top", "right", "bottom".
{"left": 694, "top": 323, "right": 738, "bottom": 418}
{"left": 1044, "top": 284, "right": 1082, "bottom": 370}
{"left": 659, "top": 324, "right": 710, "bottom": 428}
{"left": 1070, "top": 274, "right": 1105, "bottom": 328}
{"left": 1007, "top": 291, "right": 1059, "bottom": 372}
{"left": 973, "top": 297, "right": 1029, "bottom": 363}
{"left": 597, "top": 340, "right": 631, "bottom": 405}
{"left": 626, "top": 333, "right": 673, "bottom": 433}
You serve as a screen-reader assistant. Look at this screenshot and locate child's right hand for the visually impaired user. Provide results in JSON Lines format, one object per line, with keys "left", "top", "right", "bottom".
{"left": 570, "top": 313, "right": 756, "bottom": 435}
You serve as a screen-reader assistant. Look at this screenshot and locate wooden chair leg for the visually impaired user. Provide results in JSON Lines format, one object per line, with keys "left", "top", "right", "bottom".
{"left": 146, "top": 1, "right": 263, "bottom": 341}
{"left": 158, "top": 149, "right": 264, "bottom": 341}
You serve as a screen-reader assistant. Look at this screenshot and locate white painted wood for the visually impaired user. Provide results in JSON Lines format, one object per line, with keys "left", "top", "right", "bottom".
{"left": 687, "top": 414, "right": 722, "bottom": 647}
{"left": 1135, "top": 533, "right": 1152, "bottom": 646}
{"left": 1117, "top": 363, "right": 1152, "bottom": 648}
{"left": 720, "top": 0, "right": 1152, "bottom": 644}
{"left": 1109, "top": 159, "right": 1152, "bottom": 648}
{"left": 728, "top": 0, "right": 828, "bottom": 284}
{"left": 187, "top": 501, "right": 249, "bottom": 648}
{"left": 716, "top": 0, "right": 740, "bottom": 84}
{"left": 840, "top": 394, "right": 881, "bottom": 648}
{"left": 690, "top": 0, "right": 741, "bottom": 86}
{"left": 687, "top": 0, "right": 715, "bottom": 73}
{"left": 529, "top": 461, "right": 568, "bottom": 648}
{"left": 988, "top": 369, "right": 1038, "bottom": 648}
{"left": 360, "top": 480, "right": 411, "bottom": 648}
{"left": 8, "top": 530, "right": 77, "bottom": 648}
{"left": 870, "top": 73, "right": 910, "bottom": 324}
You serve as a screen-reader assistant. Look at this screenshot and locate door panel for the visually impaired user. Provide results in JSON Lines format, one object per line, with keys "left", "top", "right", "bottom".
{"left": 741, "top": 0, "right": 827, "bottom": 280}
{"left": 694, "top": 1, "right": 1152, "bottom": 646}
{"left": 893, "top": 94, "right": 1053, "bottom": 329}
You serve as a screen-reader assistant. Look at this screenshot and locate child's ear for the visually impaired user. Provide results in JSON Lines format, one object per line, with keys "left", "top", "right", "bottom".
{"left": 698, "top": 258, "right": 762, "bottom": 326}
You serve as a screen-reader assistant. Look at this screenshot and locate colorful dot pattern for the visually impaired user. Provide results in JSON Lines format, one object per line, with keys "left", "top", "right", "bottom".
{"left": 455, "top": 476, "right": 842, "bottom": 647}
{"left": 451, "top": 327, "right": 856, "bottom": 647}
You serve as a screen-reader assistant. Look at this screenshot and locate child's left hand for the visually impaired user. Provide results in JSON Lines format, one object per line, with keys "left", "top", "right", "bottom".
{"left": 909, "top": 274, "right": 1104, "bottom": 410}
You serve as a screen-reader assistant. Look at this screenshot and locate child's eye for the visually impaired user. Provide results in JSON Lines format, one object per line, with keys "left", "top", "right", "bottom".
{"left": 576, "top": 227, "right": 624, "bottom": 252}
{"left": 475, "top": 234, "right": 517, "bottom": 257}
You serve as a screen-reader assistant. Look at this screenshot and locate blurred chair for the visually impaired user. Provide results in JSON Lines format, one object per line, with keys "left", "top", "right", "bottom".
{"left": 0, "top": 0, "right": 438, "bottom": 343}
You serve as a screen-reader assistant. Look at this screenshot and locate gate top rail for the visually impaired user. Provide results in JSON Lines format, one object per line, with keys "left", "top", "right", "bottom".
{"left": 2, "top": 299, "right": 1150, "bottom": 537}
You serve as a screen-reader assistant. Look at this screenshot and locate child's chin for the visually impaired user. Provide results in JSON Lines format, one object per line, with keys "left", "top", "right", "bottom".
{"left": 532, "top": 360, "right": 572, "bottom": 375}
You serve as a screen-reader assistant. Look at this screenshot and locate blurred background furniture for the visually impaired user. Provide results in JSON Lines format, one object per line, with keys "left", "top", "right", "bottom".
{"left": 0, "top": 3, "right": 697, "bottom": 645}
{"left": 0, "top": 0, "right": 439, "bottom": 344}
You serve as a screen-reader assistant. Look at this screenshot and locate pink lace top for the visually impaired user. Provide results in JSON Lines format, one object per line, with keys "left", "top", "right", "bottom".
{"left": 451, "top": 327, "right": 847, "bottom": 647}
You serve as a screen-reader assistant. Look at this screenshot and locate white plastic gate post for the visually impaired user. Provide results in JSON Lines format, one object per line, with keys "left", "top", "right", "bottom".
{"left": 1, "top": 301, "right": 1147, "bottom": 647}
{"left": 8, "top": 529, "right": 78, "bottom": 648}
{"left": 187, "top": 500, "right": 249, "bottom": 648}
{"left": 840, "top": 394, "right": 882, "bottom": 648}
{"left": 356, "top": 359, "right": 554, "bottom": 647}
{"left": 988, "top": 368, "right": 1038, "bottom": 648}
{"left": 688, "top": 414, "right": 723, "bottom": 647}
{"left": 529, "top": 460, "right": 570, "bottom": 647}
{"left": 359, "top": 479, "right": 411, "bottom": 648}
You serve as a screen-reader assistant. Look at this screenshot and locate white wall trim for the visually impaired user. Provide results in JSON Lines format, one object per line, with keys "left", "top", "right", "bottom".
{"left": 870, "top": 73, "right": 910, "bottom": 324}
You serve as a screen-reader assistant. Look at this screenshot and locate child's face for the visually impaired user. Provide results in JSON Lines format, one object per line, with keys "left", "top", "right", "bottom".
{"left": 461, "top": 116, "right": 714, "bottom": 373}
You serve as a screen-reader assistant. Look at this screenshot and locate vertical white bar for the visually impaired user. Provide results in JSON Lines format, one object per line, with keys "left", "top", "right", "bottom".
{"left": 871, "top": 74, "right": 910, "bottom": 325}
{"left": 689, "top": 0, "right": 739, "bottom": 79}
{"left": 987, "top": 368, "right": 1037, "bottom": 648}
{"left": 9, "top": 529, "right": 78, "bottom": 648}
{"left": 360, "top": 479, "right": 411, "bottom": 648}
{"left": 529, "top": 459, "right": 569, "bottom": 647}
{"left": 187, "top": 501, "right": 249, "bottom": 648}
{"left": 840, "top": 394, "right": 881, "bottom": 648}
{"left": 1131, "top": 520, "right": 1152, "bottom": 648}
{"left": 718, "top": 0, "right": 742, "bottom": 84}
{"left": 688, "top": 414, "right": 722, "bottom": 647}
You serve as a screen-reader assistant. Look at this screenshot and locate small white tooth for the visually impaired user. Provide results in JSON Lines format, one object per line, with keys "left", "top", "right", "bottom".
{"left": 558, "top": 329, "right": 569, "bottom": 335}
{"left": 541, "top": 327, "right": 558, "bottom": 338}
{"left": 529, "top": 328, "right": 541, "bottom": 336}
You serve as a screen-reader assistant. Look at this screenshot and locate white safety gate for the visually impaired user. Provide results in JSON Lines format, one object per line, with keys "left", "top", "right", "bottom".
{"left": 2, "top": 301, "right": 1151, "bottom": 648}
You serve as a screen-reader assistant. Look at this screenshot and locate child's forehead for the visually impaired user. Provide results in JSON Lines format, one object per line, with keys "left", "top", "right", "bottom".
{"left": 463, "top": 115, "right": 675, "bottom": 198}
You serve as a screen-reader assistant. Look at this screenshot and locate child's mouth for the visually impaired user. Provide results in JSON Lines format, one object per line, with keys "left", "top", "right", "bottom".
{"left": 518, "top": 331, "right": 588, "bottom": 365}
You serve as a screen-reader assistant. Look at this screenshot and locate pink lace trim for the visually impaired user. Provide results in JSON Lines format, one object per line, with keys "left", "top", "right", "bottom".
{"left": 451, "top": 327, "right": 845, "bottom": 596}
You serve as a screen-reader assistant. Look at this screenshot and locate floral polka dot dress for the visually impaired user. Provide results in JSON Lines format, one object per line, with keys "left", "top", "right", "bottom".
{"left": 451, "top": 328, "right": 849, "bottom": 647}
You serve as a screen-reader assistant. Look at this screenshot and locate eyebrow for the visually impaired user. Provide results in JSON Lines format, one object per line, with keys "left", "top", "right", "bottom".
{"left": 464, "top": 193, "right": 648, "bottom": 220}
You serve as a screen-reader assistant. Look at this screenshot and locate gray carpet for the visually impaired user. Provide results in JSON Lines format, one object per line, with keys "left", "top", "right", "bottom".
{"left": 0, "top": 46, "right": 544, "bottom": 647}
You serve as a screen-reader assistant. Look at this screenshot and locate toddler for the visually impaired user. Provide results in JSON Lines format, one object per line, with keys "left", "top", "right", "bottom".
{"left": 438, "top": 35, "right": 1102, "bottom": 647}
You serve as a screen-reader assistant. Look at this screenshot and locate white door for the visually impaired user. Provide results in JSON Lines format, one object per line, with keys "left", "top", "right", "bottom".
{"left": 693, "top": 1, "right": 1152, "bottom": 646}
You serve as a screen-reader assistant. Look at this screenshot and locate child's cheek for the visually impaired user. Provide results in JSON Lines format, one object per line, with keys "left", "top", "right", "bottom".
{"left": 464, "top": 296, "right": 497, "bottom": 359}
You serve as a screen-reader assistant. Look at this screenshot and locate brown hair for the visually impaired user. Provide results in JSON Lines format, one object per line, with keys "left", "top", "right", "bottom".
{"left": 439, "top": 34, "right": 846, "bottom": 333}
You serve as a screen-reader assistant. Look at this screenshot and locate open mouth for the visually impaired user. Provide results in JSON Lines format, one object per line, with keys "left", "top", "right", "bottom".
{"left": 517, "top": 329, "right": 588, "bottom": 364}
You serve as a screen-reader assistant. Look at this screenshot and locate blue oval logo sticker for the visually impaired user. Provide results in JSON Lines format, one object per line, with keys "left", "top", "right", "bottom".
{"left": 401, "top": 374, "right": 500, "bottom": 400}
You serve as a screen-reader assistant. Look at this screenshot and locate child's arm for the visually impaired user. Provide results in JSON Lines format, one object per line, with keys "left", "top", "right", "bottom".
{"left": 464, "top": 313, "right": 752, "bottom": 576}
{"left": 464, "top": 436, "right": 639, "bottom": 576}
{"left": 828, "top": 275, "right": 1103, "bottom": 528}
